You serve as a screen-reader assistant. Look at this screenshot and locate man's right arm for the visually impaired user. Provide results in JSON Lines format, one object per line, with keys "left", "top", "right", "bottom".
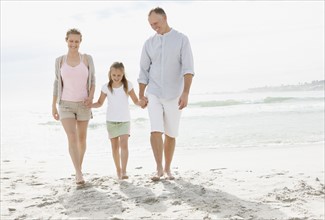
{"left": 138, "top": 43, "right": 150, "bottom": 107}
{"left": 138, "top": 83, "right": 148, "bottom": 108}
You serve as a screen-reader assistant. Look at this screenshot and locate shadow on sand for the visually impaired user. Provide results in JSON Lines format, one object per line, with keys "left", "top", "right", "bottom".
{"left": 59, "top": 177, "right": 123, "bottom": 218}
{"left": 58, "top": 174, "right": 286, "bottom": 219}
{"left": 161, "top": 177, "right": 286, "bottom": 219}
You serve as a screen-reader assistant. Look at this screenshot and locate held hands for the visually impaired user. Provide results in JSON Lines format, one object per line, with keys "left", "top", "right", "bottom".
{"left": 138, "top": 96, "right": 148, "bottom": 109}
{"left": 138, "top": 93, "right": 188, "bottom": 110}
{"left": 84, "top": 97, "right": 93, "bottom": 108}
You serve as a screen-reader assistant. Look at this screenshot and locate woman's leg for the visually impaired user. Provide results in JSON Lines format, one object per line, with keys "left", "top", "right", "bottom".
{"left": 76, "top": 120, "right": 89, "bottom": 171}
{"left": 61, "top": 118, "right": 83, "bottom": 183}
{"left": 119, "top": 134, "right": 129, "bottom": 179}
{"left": 110, "top": 137, "right": 121, "bottom": 179}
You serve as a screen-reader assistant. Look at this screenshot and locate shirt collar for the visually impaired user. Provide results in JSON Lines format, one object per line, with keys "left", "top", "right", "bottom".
{"left": 157, "top": 28, "right": 173, "bottom": 37}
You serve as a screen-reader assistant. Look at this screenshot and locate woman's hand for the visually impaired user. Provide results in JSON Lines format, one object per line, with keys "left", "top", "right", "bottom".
{"left": 52, "top": 105, "right": 59, "bottom": 120}
{"left": 84, "top": 97, "right": 93, "bottom": 108}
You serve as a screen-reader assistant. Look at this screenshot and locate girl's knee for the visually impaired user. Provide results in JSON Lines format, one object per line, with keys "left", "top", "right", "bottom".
{"left": 120, "top": 144, "right": 128, "bottom": 151}
{"left": 119, "top": 135, "right": 129, "bottom": 144}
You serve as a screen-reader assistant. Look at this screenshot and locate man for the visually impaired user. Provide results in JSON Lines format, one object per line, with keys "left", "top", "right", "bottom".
{"left": 138, "top": 7, "right": 195, "bottom": 181}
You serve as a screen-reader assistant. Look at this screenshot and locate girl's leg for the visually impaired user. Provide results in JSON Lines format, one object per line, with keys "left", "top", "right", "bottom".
{"left": 76, "top": 120, "right": 89, "bottom": 172}
{"left": 119, "top": 134, "right": 129, "bottom": 179}
{"left": 110, "top": 137, "right": 121, "bottom": 179}
{"left": 61, "top": 118, "right": 84, "bottom": 183}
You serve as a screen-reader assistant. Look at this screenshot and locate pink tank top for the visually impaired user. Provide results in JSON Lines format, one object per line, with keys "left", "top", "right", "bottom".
{"left": 60, "top": 54, "right": 89, "bottom": 102}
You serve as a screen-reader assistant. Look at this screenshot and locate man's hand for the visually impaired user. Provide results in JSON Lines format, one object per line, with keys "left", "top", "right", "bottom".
{"left": 178, "top": 92, "right": 189, "bottom": 110}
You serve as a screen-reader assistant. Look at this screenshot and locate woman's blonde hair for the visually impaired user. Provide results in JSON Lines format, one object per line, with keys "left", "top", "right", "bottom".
{"left": 65, "top": 28, "right": 82, "bottom": 42}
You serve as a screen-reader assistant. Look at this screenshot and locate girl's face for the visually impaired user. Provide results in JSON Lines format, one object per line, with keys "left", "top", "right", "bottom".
{"left": 66, "top": 34, "right": 81, "bottom": 52}
{"left": 110, "top": 68, "right": 124, "bottom": 84}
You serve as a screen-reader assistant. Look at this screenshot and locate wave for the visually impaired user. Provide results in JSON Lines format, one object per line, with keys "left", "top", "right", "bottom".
{"left": 38, "top": 121, "right": 60, "bottom": 126}
{"left": 190, "top": 97, "right": 324, "bottom": 108}
{"left": 190, "top": 100, "right": 243, "bottom": 107}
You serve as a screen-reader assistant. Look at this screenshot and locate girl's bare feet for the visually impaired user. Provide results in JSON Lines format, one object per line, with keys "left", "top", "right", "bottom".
{"left": 121, "top": 173, "right": 129, "bottom": 179}
{"left": 117, "top": 171, "right": 122, "bottom": 180}
{"left": 75, "top": 173, "right": 85, "bottom": 185}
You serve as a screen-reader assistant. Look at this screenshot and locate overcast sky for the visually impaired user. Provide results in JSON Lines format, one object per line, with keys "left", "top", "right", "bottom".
{"left": 1, "top": 1, "right": 324, "bottom": 94}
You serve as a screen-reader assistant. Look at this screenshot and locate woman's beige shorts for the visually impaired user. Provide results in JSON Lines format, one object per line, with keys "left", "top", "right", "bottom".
{"left": 59, "top": 100, "right": 92, "bottom": 121}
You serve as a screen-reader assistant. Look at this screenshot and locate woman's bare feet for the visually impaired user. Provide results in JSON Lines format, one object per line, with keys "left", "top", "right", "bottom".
{"left": 164, "top": 170, "right": 175, "bottom": 180}
{"left": 75, "top": 172, "right": 85, "bottom": 185}
{"left": 151, "top": 169, "right": 164, "bottom": 181}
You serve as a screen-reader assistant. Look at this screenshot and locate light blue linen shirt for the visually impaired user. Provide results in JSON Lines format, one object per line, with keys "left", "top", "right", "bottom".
{"left": 138, "top": 28, "right": 194, "bottom": 99}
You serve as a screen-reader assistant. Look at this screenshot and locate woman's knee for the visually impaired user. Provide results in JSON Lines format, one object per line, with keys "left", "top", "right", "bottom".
{"left": 66, "top": 132, "right": 78, "bottom": 143}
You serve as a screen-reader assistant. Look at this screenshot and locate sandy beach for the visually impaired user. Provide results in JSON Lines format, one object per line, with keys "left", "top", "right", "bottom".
{"left": 2, "top": 0, "right": 324, "bottom": 219}
{"left": 2, "top": 0, "right": 324, "bottom": 218}
{"left": 1, "top": 143, "right": 324, "bottom": 220}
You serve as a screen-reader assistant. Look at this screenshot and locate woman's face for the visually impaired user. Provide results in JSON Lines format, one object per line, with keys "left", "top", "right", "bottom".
{"left": 66, "top": 34, "right": 81, "bottom": 51}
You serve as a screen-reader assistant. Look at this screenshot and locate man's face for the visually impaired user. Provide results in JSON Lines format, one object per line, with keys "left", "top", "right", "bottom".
{"left": 148, "top": 12, "right": 167, "bottom": 35}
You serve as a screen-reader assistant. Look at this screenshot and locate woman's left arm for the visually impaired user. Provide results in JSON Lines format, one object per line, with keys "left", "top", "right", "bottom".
{"left": 84, "top": 54, "right": 95, "bottom": 107}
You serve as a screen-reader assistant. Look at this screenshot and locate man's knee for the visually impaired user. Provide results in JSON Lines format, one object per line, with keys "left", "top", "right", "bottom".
{"left": 151, "top": 131, "right": 163, "bottom": 136}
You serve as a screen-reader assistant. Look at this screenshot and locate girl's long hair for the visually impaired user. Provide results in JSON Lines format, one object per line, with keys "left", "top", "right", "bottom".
{"left": 108, "top": 62, "right": 128, "bottom": 94}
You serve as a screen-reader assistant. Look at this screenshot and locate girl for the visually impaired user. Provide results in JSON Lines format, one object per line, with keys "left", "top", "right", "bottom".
{"left": 92, "top": 62, "right": 142, "bottom": 179}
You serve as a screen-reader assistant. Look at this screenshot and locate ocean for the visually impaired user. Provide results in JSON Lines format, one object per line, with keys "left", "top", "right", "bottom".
{"left": 1, "top": 84, "right": 324, "bottom": 162}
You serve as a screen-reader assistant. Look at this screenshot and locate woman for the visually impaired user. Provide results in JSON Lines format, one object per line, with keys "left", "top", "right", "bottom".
{"left": 52, "top": 28, "right": 95, "bottom": 185}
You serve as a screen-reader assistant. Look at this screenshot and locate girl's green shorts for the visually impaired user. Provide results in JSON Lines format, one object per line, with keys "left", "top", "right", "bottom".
{"left": 106, "top": 121, "right": 130, "bottom": 139}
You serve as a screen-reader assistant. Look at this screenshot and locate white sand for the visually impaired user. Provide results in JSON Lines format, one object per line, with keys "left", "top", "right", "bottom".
{"left": 1, "top": 143, "right": 324, "bottom": 219}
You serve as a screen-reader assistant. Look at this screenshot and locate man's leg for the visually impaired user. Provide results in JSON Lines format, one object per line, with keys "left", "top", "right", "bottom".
{"left": 164, "top": 134, "right": 176, "bottom": 179}
{"left": 147, "top": 93, "right": 164, "bottom": 181}
{"left": 150, "top": 132, "right": 164, "bottom": 180}
{"left": 163, "top": 97, "right": 181, "bottom": 180}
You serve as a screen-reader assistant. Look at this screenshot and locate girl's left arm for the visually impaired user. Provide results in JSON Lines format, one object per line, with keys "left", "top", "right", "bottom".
{"left": 129, "top": 89, "right": 141, "bottom": 106}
